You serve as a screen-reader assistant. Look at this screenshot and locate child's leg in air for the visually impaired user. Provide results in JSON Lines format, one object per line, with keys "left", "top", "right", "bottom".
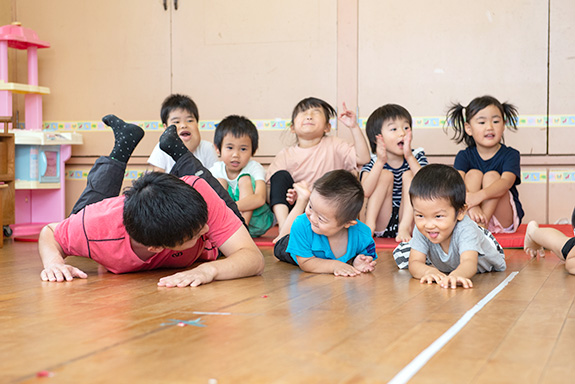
{"left": 162, "top": 125, "right": 244, "bottom": 222}
{"left": 396, "top": 170, "right": 414, "bottom": 242}
{"left": 71, "top": 115, "right": 144, "bottom": 215}
{"left": 269, "top": 170, "right": 295, "bottom": 232}
{"left": 479, "top": 171, "right": 513, "bottom": 228}
{"left": 363, "top": 170, "right": 393, "bottom": 236}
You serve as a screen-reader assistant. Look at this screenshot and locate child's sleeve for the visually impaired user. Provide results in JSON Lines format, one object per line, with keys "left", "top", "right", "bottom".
{"left": 453, "top": 150, "right": 468, "bottom": 172}
{"left": 285, "top": 215, "right": 315, "bottom": 260}
{"left": 408, "top": 226, "right": 430, "bottom": 256}
{"left": 355, "top": 223, "right": 377, "bottom": 259}
{"left": 265, "top": 149, "right": 288, "bottom": 183}
{"left": 502, "top": 147, "right": 521, "bottom": 184}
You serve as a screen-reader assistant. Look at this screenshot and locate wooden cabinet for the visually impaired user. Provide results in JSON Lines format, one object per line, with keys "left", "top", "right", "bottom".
{"left": 0, "top": 131, "right": 15, "bottom": 226}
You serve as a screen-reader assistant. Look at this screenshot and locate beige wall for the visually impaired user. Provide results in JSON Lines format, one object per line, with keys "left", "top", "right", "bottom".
{"left": 4, "top": 0, "right": 575, "bottom": 222}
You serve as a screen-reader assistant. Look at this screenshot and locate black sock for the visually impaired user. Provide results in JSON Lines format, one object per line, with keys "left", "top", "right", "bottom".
{"left": 160, "top": 125, "right": 189, "bottom": 162}
{"left": 102, "top": 114, "right": 145, "bottom": 163}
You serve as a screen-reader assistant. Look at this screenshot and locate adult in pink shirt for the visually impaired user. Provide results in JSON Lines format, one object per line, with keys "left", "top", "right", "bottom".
{"left": 39, "top": 115, "right": 264, "bottom": 287}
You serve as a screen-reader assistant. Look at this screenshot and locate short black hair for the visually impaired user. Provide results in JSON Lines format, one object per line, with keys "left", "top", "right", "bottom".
{"left": 160, "top": 94, "right": 199, "bottom": 125}
{"left": 366, "top": 104, "right": 413, "bottom": 153}
{"left": 291, "top": 97, "right": 336, "bottom": 128}
{"left": 313, "top": 170, "right": 364, "bottom": 225}
{"left": 409, "top": 164, "right": 466, "bottom": 212}
{"left": 213, "top": 115, "right": 259, "bottom": 155}
{"left": 123, "top": 172, "right": 208, "bottom": 248}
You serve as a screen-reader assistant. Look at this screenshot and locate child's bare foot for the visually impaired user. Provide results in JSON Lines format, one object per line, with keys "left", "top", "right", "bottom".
{"left": 353, "top": 255, "right": 377, "bottom": 273}
{"left": 524, "top": 220, "right": 546, "bottom": 258}
{"left": 395, "top": 227, "right": 412, "bottom": 243}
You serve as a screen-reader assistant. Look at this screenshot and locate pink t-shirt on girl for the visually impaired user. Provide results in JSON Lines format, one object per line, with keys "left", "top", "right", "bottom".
{"left": 265, "top": 135, "right": 357, "bottom": 185}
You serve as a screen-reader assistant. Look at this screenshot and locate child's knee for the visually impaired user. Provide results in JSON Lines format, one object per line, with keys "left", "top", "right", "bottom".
{"left": 483, "top": 170, "right": 502, "bottom": 184}
{"left": 402, "top": 169, "right": 414, "bottom": 182}
{"left": 378, "top": 170, "right": 394, "bottom": 190}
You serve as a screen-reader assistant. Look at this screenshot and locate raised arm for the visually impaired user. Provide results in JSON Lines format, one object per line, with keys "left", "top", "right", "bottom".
{"left": 338, "top": 102, "right": 371, "bottom": 166}
{"left": 402, "top": 130, "right": 423, "bottom": 174}
{"left": 360, "top": 134, "right": 387, "bottom": 197}
{"left": 38, "top": 223, "right": 88, "bottom": 282}
{"left": 157, "top": 225, "right": 265, "bottom": 287}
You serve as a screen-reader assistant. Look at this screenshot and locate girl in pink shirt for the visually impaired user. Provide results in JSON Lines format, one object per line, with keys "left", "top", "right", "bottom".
{"left": 266, "top": 97, "right": 371, "bottom": 234}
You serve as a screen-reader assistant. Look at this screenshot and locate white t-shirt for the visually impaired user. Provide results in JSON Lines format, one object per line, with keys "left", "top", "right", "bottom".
{"left": 209, "top": 160, "right": 266, "bottom": 192}
{"left": 147, "top": 140, "right": 218, "bottom": 172}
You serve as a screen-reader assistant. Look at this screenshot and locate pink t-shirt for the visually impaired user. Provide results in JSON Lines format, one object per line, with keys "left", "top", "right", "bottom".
{"left": 265, "top": 135, "right": 357, "bottom": 184}
{"left": 55, "top": 176, "right": 243, "bottom": 274}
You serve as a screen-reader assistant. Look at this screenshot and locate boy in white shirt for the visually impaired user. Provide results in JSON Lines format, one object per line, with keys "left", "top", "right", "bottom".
{"left": 148, "top": 94, "right": 218, "bottom": 172}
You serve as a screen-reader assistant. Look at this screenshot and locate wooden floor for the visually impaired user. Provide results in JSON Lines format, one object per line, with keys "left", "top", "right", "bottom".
{"left": 1, "top": 239, "right": 575, "bottom": 384}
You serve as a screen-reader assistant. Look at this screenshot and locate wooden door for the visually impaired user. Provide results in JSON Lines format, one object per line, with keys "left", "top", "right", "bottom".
{"left": 170, "top": 0, "right": 338, "bottom": 156}
{"left": 15, "top": 0, "right": 172, "bottom": 121}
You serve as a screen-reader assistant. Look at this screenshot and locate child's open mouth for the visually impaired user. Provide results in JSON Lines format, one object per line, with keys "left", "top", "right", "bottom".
{"left": 428, "top": 231, "right": 439, "bottom": 239}
{"left": 398, "top": 140, "right": 404, "bottom": 149}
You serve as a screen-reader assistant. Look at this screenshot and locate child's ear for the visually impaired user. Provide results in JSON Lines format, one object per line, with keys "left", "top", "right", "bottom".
{"left": 324, "top": 122, "right": 332, "bottom": 133}
{"left": 147, "top": 245, "right": 165, "bottom": 253}
{"left": 456, "top": 205, "right": 468, "bottom": 221}
{"left": 162, "top": 123, "right": 168, "bottom": 130}
{"left": 344, "top": 220, "right": 358, "bottom": 228}
{"left": 214, "top": 144, "right": 220, "bottom": 156}
{"left": 464, "top": 122, "right": 473, "bottom": 136}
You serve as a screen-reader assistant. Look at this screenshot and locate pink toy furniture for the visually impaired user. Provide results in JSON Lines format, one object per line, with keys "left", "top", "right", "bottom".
{"left": 0, "top": 23, "right": 81, "bottom": 238}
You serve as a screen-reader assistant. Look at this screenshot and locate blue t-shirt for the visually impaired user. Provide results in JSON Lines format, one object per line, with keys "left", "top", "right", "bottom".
{"left": 286, "top": 214, "right": 377, "bottom": 265}
{"left": 453, "top": 144, "right": 524, "bottom": 220}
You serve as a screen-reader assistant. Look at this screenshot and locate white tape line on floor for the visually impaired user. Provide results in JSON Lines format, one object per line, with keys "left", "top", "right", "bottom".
{"left": 388, "top": 271, "right": 519, "bottom": 384}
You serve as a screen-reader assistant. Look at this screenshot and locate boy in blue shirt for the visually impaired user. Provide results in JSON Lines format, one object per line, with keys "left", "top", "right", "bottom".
{"left": 274, "top": 170, "right": 377, "bottom": 276}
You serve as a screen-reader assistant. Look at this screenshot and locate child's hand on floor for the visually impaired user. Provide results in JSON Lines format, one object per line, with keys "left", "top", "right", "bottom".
{"left": 333, "top": 263, "right": 362, "bottom": 277}
{"left": 419, "top": 271, "right": 447, "bottom": 285}
{"left": 439, "top": 275, "right": 473, "bottom": 289}
{"left": 353, "top": 255, "right": 377, "bottom": 273}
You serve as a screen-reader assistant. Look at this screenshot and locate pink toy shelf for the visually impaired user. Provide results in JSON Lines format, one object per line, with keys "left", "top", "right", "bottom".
{"left": 0, "top": 23, "right": 82, "bottom": 237}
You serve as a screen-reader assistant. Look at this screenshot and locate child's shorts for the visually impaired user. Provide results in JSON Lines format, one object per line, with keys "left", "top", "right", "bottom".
{"left": 488, "top": 191, "right": 520, "bottom": 234}
{"left": 374, "top": 206, "right": 399, "bottom": 238}
{"left": 273, "top": 235, "right": 298, "bottom": 265}
{"left": 561, "top": 237, "right": 575, "bottom": 260}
